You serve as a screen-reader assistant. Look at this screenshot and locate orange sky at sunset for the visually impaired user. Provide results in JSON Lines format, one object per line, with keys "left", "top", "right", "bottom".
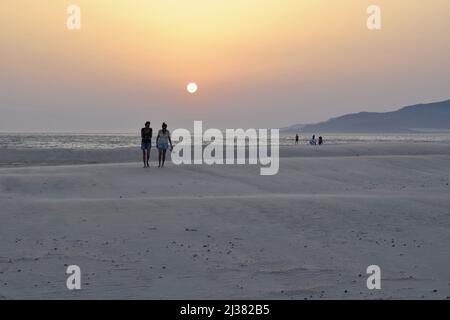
{"left": 1, "top": 0, "right": 449, "bottom": 131}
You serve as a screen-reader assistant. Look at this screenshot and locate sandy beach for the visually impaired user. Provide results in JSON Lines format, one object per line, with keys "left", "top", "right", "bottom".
{"left": 1, "top": 143, "right": 450, "bottom": 299}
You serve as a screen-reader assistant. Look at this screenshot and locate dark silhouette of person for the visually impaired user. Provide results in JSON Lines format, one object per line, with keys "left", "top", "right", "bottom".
{"left": 318, "top": 136, "right": 323, "bottom": 145}
{"left": 295, "top": 134, "right": 299, "bottom": 144}
{"left": 141, "top": 121, "right": 152, "bottom": 168}
{"left": 309, "top": 135, "right": 317, "bottom": 145}
{"left": 156, "top": 122, "right": 173, "bottom": 168}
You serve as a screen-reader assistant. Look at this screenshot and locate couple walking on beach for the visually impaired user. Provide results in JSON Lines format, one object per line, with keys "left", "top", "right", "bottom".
{"left": 141, "top": 122, "right": 173, "bottom": 168}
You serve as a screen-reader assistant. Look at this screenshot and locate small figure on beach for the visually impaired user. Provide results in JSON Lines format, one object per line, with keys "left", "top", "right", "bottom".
{"left": 318, "top": 136, "right": 323, "bottom": 145}
{"left": 309, "top": 135, "right": 317, "bottom": 145}
{"left": 141, "top": 121, "right": 152, "bottom": 168}
{"left": 295, "top": 134, "right": 299, "bottom": 144}
{"left": 156, "top": 122, "right": 173, "bottom": 168}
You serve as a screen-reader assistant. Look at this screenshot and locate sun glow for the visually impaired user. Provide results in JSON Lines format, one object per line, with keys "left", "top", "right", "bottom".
{"left": 187, "top": 82, "right": 198, "bottom": 94}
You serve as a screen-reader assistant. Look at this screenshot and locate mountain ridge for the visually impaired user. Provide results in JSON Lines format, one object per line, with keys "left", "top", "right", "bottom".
{"left": 282, "top": 99, "right": 450, "bottom": 133}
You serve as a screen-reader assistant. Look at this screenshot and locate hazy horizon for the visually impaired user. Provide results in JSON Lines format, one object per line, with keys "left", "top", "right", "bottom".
{"left": 1, "top": 1, "right": 450, "bottom": 132}
{"left": 0, "top": 98, "right": 449, "bottom": 134}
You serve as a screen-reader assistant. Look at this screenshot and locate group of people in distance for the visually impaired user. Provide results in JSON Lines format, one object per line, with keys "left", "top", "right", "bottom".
{"left": 309, "top": 134, "right": 323, "bottom": 146}
{"left": 295, "top": 134, "right": 324, "bottom": 146}
{"left": 141, "top": 122, "right": 173, "bottom": 168}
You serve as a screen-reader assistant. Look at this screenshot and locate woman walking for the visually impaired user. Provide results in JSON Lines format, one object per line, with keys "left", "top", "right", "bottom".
{"left": 156, "top": 122, "right": 173, "bottom": 168}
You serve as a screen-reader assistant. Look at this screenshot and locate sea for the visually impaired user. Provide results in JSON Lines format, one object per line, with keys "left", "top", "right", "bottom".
{"left": 1, "top": 132, "right": 450, "bottom": 150}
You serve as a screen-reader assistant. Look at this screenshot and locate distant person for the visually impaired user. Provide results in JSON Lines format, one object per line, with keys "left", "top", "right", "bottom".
{"left": 295, "top": 134, "right": 299, "bottom": 144}
{"left": 318, "top": 136, "right": 323, "bottom": 145}
{"left": 309, "top": 135, "right": 317, "bottom": 145}
{"left": 141, "top": 121, "right": 152, "bottom": 168}
{"left": 156, "top": 122, "right": 173, "bottom": 168}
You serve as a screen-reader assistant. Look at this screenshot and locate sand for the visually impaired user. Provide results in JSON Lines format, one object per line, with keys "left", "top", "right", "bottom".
{"left": 1, "top": 143, "right": 450, "bottom": 299}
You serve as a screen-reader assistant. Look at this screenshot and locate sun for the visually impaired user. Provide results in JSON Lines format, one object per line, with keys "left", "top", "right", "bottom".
{"left": 187, "top": 82, "right": 198, "bottom": 94}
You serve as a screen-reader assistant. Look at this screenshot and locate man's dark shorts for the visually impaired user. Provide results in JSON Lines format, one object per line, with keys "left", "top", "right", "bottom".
{"left": 141, "top": 142, "right": 152, "bottom": 151}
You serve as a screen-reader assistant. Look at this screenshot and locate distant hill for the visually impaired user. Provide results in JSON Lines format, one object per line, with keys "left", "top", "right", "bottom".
{"left": 279, "top": 123, "right": 306, "bottom": 132}
{"left": 284, "top": 100, "right": 450, "bottom": 133}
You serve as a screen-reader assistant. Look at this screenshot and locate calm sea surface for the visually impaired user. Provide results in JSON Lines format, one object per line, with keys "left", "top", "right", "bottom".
{"left": 1, "top": 133, "right": 450, "bottom": 150}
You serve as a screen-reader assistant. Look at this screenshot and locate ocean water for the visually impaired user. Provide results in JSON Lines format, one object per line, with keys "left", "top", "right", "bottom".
{"left": 1, "top": 132, "right": 450, "bottom": 150}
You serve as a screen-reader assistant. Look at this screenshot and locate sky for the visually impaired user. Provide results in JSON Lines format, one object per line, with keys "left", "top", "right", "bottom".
{"left": 0, "top": 0, "right": 449, "bottom": 132}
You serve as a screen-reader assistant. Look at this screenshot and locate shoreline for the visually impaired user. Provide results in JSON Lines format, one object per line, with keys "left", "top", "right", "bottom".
{"left": 2, "top": 142, "right": 450, "bottom": 168}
